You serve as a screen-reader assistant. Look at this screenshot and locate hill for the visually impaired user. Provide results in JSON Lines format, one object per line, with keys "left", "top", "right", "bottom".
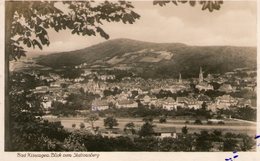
{"left": 36, "top": 38, "right": 256, "bottom": 78}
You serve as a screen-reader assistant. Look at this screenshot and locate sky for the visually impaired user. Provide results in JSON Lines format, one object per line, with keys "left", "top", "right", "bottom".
{"left": 26, "top": 0, "right": 257, "bottom": 55}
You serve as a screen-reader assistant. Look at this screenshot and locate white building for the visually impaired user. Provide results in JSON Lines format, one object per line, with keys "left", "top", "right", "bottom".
{"left": 91, "top": 99, "right": 109, "bottom": 111}
{"left": 152, "top": 127, "right": 177, "bottom": 138}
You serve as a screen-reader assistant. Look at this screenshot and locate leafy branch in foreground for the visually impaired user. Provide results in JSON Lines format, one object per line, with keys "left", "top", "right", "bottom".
{"left": 7, "top": 1, "right": 140, "bottom": 60}
{"left": 6, "top": 1, "right": 224, "bottom": 61}
{"left": 153, "top": 0, "right": 223, "bottom": 12}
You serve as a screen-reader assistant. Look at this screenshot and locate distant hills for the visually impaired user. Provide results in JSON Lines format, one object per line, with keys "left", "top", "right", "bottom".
{"left": 36, "top": 38, "right": 256, "bottom": 78}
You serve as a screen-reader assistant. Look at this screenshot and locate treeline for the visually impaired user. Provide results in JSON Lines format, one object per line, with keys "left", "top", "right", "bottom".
{"left": 98, "top": 106, "right": 211, "bottom": 119}
{"left": 9, "top": 91, "right": 255, "bottom": 151}
{"left": 15, "top": 128, "right": 253, "bottom": 152}
{"left": 217, "top": 106, "right": 256, "bottom": 121}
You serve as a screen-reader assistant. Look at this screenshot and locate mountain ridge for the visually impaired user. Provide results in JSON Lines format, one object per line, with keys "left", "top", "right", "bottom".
{"left": 36, "top": 38, "right": 256, "bottom": 78}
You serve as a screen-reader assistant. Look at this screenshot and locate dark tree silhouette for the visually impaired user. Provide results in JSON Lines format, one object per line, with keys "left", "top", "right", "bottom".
{"left": 124, "top": 122, "right": 136, "bottom": 134}
{"left": 84, "top": 113, "right": 99, "bottom": 129}
{"left": 5, "top": 1, "right": 140, "bottom": 149}
{"left": 153, "top": 0, "right": 223, "bottom": 12}
{"left": 6, "top": 1, "right": 140, "bottom": 60}
{"left": 139, "top": 122, "right": 155, "bottom": 137}
{"left": 182, "top": 125, "right": 188, "bottom": 135}
{"left": 104, "top": 116, "right": 119, "bottom": 129}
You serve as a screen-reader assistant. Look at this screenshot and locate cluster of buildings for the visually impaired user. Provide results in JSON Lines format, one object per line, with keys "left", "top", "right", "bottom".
{"left": 24, "top": 66, "right": 256, "bottom": 113}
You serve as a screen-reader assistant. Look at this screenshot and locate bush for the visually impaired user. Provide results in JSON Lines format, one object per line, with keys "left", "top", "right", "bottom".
{"left": 207, "top": 121, "right": 213, "bottom": 125}
{"left": 79, "top": 123, "right": 85, "bottom": 129}
{"left": 218, "top": 121, "right": 225, "bottom": 125}
{"left": 104, "top": 116, "right": 119, "bottom": 129}
{"left": 185, "top": 120, "right": 190, "bottom": 124}
{"left": 194, "top": 119, "right": 203, "bottom": 125}
{"left": 159, "top": 116, "right": 167, "bottom": 123}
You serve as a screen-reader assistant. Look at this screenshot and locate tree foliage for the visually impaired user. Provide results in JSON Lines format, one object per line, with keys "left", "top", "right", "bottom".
{"left": 79, "top": 122, "right": 86, "bottom": 129}
{"left": 63, "top": 132, "right": 87, "bottom": 151}
{"left": 104, "top": 116, "right": 119, "bottom": 129}
{"left": 194, "top": 130, "right": 212, "bottom": 151}
{"left": 9, "top": 89, "right": 68, "bottom": 151}
{"left": 84, "top": 113, "right": 99, "bottom": 129}
{"left": 182, "top": 125, "right": 188, "bottom": 135}
{"left": 124, "top": 122, "right": 136, "bottom": 134}
{"left": 139, "top": 122, "right": 155, "bottom": 137}
{"left": 159, "top": 115, "right": 167, "bottom": 123}
{"left": 6, "top": 0, "right": 140, "bottom": 60}
{"left": 6, "top": 0, "right": 224, "bottom": 61}
{"left": 153, "top": 0, "right": 223, "bottom": 12}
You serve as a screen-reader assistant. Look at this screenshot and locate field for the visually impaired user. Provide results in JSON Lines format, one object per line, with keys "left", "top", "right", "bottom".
{"left": 48, "top": 117, "right": 256, "bottom": 137}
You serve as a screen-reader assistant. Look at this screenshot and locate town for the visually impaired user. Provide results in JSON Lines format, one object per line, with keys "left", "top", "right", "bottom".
{"left": 5, "top": 0, "right": 257, "bottom": 154}
{"left": 25, "top": 66, "right": 256, "bottom": 113}
{"left": 9, "top": 61, "right": 257, "bottom": 151}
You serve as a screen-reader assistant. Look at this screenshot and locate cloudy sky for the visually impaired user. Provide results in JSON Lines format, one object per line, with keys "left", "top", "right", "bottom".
{"left": 26, "top": 0, "right": 257, "bottom": 55}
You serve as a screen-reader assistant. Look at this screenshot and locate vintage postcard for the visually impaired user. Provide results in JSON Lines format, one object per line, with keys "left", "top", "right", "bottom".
{"left": 1, "top": 0, "right": 259, "bottom": 161}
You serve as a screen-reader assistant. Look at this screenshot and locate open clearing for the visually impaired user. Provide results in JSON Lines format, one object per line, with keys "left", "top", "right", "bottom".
{"left": 48, "top": 117, "right": 256, "bottom": 136}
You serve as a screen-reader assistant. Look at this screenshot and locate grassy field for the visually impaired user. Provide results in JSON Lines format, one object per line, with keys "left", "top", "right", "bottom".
{"left": 48, "top": 117, "right": 256, "bottom": 136}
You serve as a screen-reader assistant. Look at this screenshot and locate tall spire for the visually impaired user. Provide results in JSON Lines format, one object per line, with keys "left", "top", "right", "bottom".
{"left": 178, "top": 73, "right": 182, "bottom": 83}
{"left": 199, "top": 67, "right": 203, "bottom": 83}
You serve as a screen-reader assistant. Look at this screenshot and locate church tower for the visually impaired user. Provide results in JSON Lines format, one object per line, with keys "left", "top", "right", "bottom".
{"left": 199, "top": 67, "right": 203, "bottom": 83}
{"left": 178, "top": 73, "right": 182, "bottom": 83}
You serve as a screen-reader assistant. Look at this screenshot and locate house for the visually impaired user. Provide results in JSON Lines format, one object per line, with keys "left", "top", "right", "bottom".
{"left": 168, "top": 84, "right": 190, "bottom": 93}
{"left": 195, "top": 82, "right": 214, "bottom": 91}
{"left": 142, "top": 95, "right": 152, "bottom": 105}
{"left": 42, "top": 101, "right": 52, "bottom": 109}
{"left": 207, "top": 119, "right": 225, "bottom": 124}
{"left": 197, "top": 94, "right": 211, "bottom": 105}
{"left": 74, "top": 77, "right": 84, "bottom": 82}
{"left": 162, "top": 97, "right": 177, "bottom": 110}
{"left": 100, "top": 128, "right": 123, "bottom": 138}
{"left": 186, "top": 98, "right": 201, "bottom": 109}
{"left": 152, "top": 127, "right": 177, "bottom": 138}
{"left": 106, "top": 96, "right": 116, "bottom": 104}
{"left": 153, "top": 99, "right": 164, "bottom": 108}
{"left": 176, "top": 97, "right": 200, "bottom": 109}
{"left": 218, "top": 84, "right": 234, "bottom": 93}
{"left": 215, "top": 95, "right": 238, "bottom": 109}
{"left": 34, "top": 86, "right": 49, "bottom": 94}
{"left": 150, "top": 88, "right": 161, "bottom": 94}
{"left": 236, "top": 98, "right": 252, "bottom": 107}
{"left": 91, "top": 99, "right": 109, "bottom": 111}
{"left": 35, "top": 86, "right": 49, "bottom": 90}
{"left": 207, "top": 103, "right": 218, "bottom": 112}
{"left": 141, "top": 95, "right": 157, "bottom": 105}
{"left": 116, "top": 99, "right": 138, "bottom": 108}
{"left": 204, "top": 74, "right": 214, "bottom": 82}
{"left": 49, "top": 73, "right": 60, "bottom": 80}
{"left": 98, "top": 75, "right": 116, "bottom": 81}
{"left": 115, "top": 92, "right": 129, "bottom": 100}
{"left": 50, "top": 82, "right": 61, "bottom": 88}
{"left": 81, "top": 70, "right": 92, "bottom": 76}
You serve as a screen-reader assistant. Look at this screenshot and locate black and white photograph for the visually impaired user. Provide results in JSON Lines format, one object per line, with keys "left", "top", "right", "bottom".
{"left": 4, "top": 0, "right": 258, "bottom": 155}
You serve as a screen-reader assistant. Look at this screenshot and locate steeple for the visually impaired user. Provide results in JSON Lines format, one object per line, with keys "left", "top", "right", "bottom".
{"left": 178, "top": 73, "right": 182, "bottom": 83}
{"left": 199, "top": 67, "right": 203, "bottom": 83}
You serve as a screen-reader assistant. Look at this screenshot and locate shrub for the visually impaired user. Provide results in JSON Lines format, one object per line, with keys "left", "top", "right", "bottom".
{"left": 185, "top": 120, "right": 190, "bottom": 124}
{"left": 194, "top": 119, "right": 203, "bottom": 125}
{"left": 207, "top": 121, "right": 213, "bottom": 125}
{"left": 218, "top": 121, "right": 225, "bottom": 125}
{"left": 79, "top": 123, "right": 85, "bottom": 129}
{"left": 159, "top": 116, "right": 167, "bottom": 123}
